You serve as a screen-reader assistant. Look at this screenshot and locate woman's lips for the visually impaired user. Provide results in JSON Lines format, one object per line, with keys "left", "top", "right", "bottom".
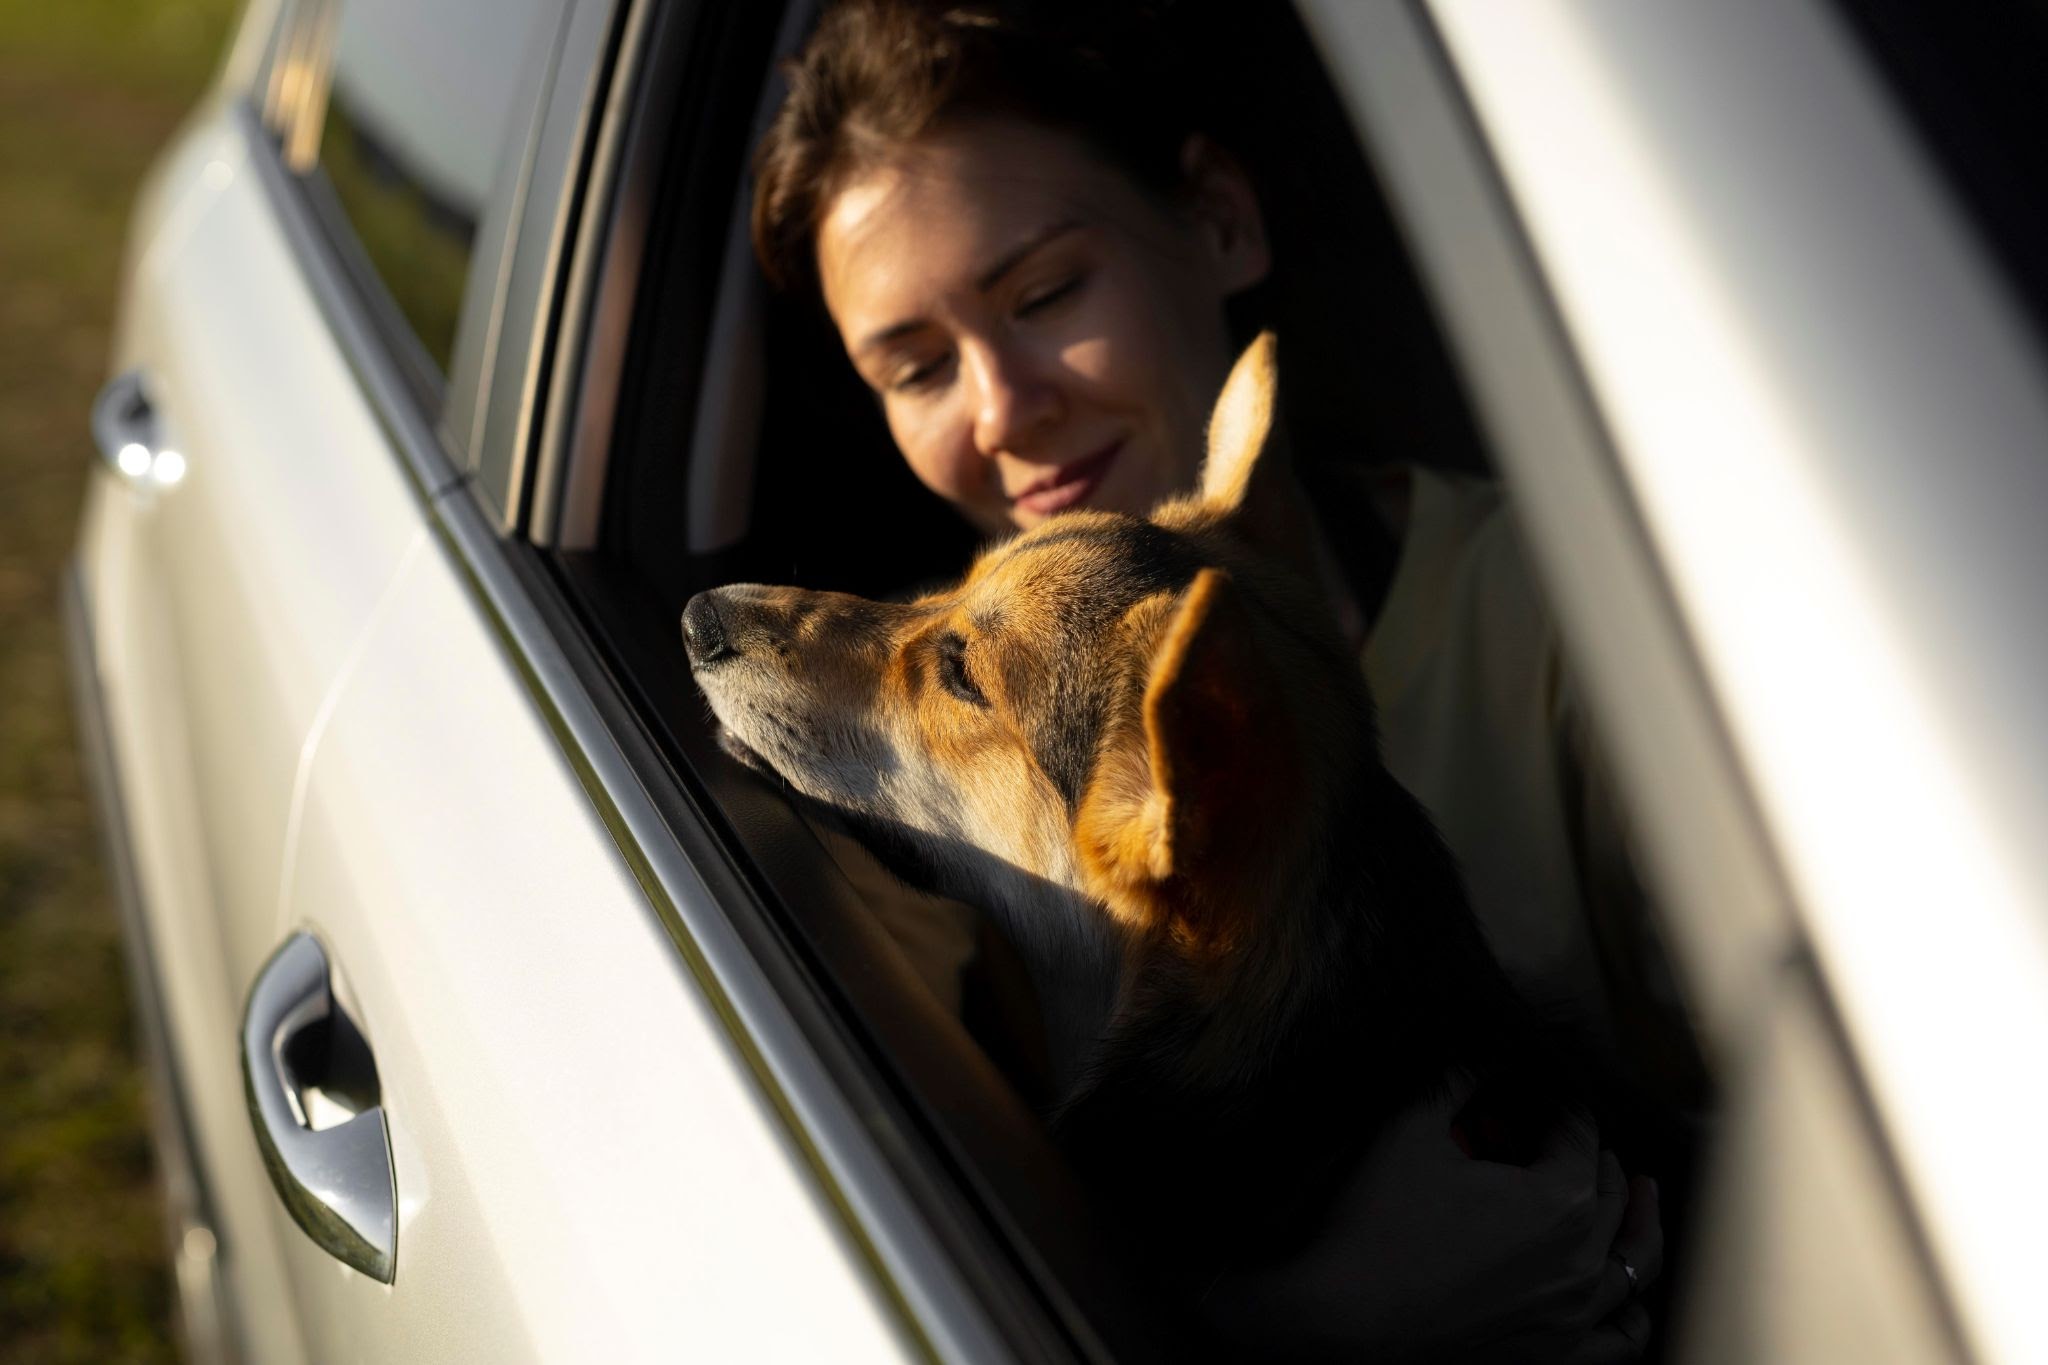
{"left": 1011, "top": 441, "right": 1122, "bottom": 517}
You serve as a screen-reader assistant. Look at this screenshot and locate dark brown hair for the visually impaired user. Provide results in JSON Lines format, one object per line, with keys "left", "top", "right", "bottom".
{"left": 750, "top": 0, "right": 1196, "bottom": 295}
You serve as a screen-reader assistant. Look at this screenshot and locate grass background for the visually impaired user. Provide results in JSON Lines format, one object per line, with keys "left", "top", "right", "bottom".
{"left": 0, "top": 0, "right": 240, "bottom": 1358}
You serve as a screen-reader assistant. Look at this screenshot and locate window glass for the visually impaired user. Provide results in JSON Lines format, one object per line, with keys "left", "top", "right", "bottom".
{"left": 313, "top": 0, "right": 554, "bottom": 374}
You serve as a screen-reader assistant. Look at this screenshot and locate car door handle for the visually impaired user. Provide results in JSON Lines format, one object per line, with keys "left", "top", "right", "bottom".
{"left": 90, "top": 369, "right": 187, "bottom": 487}
{"left": 241, "top": 933, "right": 397, "bottom": 1283}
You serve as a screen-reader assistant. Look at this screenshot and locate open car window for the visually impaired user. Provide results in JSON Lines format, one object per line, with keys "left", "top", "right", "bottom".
{"left": 526, "top": 1, "right": 1723, "bottom": 1355}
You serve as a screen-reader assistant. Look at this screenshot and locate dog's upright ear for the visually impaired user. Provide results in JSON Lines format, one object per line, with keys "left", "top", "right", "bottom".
{"left": 1201, "top": 330, "right": 1282, "bottom": 513}
{"left": 1076, "top": 567, "right": 1293, "bottom": 950}
{"left": 1198, "top": 331, "right": 1320, "bottom": 585}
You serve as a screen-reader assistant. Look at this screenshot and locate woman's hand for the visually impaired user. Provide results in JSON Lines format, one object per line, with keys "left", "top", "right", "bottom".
{"left": 1201, "top": 1073, "right": 1664, "bottom": 1362}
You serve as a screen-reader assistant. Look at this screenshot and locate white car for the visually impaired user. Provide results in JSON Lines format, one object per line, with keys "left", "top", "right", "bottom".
{"left": 67, "top": 0, "right": 2048, "bottom": 1360}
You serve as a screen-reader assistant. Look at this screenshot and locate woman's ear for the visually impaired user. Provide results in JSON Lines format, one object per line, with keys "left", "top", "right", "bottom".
{"left": 1179, "top": 134, "right": 1270, "bottom": 295}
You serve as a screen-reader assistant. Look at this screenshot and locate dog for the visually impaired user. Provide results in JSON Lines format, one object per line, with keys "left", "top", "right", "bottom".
{"left": 684, "top": 333, "right": 1534, "bottom": 1264}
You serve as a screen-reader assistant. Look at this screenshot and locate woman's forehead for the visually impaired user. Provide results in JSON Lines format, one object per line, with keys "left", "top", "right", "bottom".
{"left": 816, "top": 119, "right": 1155, "bottom": 328}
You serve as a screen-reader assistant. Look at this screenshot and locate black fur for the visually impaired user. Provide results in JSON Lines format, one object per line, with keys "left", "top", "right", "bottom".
{"left": 1006, "top": 520, "right": 1206, "bottom": 812}
{"left": 1053, "top": 757, "right": 1551, "bottom": 1271}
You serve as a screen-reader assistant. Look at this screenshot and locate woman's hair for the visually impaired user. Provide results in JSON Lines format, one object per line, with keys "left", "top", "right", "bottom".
{"left": 751, "top": 0, "right": 1196, "bottom": 295}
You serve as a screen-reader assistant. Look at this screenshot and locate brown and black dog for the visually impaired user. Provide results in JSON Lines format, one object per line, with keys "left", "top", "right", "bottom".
{"left": 684, "top": 334, "right": 1539, "bottom": 1265}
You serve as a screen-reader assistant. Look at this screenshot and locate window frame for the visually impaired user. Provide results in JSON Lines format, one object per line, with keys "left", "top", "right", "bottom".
{"left": 493, "top": 0, "right": 1737, "bottom": 1358}
{"left": 496, "top": 0, "right": 1669, "bottom": 1355}
{"left": 463, "top": 0, "right": 627, "bottom": 526}
{"left": 255, "top": 0, "right": 569, "bottom": 471}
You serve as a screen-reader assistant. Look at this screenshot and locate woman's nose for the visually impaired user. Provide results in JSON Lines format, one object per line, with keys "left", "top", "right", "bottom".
{"left": 966, "top": 341, "right": 1063, "bottom": 458}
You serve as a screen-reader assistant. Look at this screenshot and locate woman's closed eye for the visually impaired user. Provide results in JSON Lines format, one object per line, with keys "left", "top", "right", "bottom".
{"left": 889, "top": 351, "right": 953, "bottom": 394}
{"left": 1016, "top": 271, "right": 1086, "bottom": 318}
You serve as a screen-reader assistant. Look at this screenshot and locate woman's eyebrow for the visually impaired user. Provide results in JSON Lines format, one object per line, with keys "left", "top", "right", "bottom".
{"left": 857, "top": 318, "right": 928, "bottom": 357}
{"left": 976, "top": 219, "right": 1082, "bottom": 292}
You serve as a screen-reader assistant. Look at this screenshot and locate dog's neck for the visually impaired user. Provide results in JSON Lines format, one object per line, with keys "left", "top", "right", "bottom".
{"left": 981, "top": 811, "right": 1350, "bottom": 1114}
{"left": 1062, "top": 759, "right": 1511, "bottom": 1116}
{"left": 1048, "top": 762, "right": 1520, "bottom": 1258}
{"left": 975, "top": 868, "right": 1126, "bottom": 1102}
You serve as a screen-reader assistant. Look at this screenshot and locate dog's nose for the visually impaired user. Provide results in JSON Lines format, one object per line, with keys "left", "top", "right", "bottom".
{"left": 682, "top": 593, "right": 734, "bottom": 667}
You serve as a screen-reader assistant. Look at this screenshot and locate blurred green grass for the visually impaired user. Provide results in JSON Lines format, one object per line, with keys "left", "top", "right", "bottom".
{"left": 0, "top": 0, "right": 239, "bottom": 1359}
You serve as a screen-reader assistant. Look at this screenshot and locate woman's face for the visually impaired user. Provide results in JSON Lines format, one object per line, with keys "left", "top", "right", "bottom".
{"left": 816, "top": 116, "right": 1269, "bottom": 536}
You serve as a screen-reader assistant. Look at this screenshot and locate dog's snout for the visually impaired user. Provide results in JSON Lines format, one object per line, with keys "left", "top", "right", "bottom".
{"left": 682, "top": 593, "right": 734, "bottom": 667}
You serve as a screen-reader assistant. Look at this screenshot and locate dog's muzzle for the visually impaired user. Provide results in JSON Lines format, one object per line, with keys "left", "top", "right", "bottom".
{"left": 682, "top": 592, "right": 736, "bottom": 669}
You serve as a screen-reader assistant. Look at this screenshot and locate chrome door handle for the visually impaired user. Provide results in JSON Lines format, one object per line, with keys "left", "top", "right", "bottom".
{"left": 90, "top": 369, "right": 186, "bottom": 487}
{"left": 241, "top": 933, "right": 396, "bottom": 1282}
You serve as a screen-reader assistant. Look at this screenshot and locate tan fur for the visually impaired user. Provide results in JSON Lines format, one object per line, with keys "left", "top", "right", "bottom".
{"left": 689, "top": 329, "right": 1368, "bottom": 1100}
{"left": 1201, "top": 329, "right": 1279, "bottom": 511}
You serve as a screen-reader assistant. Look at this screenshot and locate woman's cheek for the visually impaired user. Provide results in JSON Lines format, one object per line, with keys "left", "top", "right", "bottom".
{"left": 1059, "top": 275, "right": 1197, "bottom": 434}
{"left": 889, "top": 403, "right": 991, "bottom": 507}
{"left": 1054, "top": 333, "right": 1119, "bottom": 397}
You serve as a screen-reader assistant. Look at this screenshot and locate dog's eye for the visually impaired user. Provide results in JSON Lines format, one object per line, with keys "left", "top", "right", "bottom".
{"left": 936, "top": 632, "right": 988, "bottom": 707}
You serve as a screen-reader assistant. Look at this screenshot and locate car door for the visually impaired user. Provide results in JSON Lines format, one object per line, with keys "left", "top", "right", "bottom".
{"left": 76, "top": 0, "right": 494, "bottom": 1350}
{"left": 224, "top": 0, "right": 925, "bottom": 1358}
{"left": 74, "top": 0, "right": 885, "bottom": 1357}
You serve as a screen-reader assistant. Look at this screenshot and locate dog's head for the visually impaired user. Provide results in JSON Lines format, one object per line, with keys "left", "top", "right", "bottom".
{"left": 685, "top": 334, "right": 1367, "bottom": 969}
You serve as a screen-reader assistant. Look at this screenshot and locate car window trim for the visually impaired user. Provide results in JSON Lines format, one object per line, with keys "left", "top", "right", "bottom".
{"left": 288, "top": 157, "right": 459, "bottom": 416}
{"left": 444, "top": 0, "right": 579, "bottom": 476}
{"left": 470, "top": 0, "right": 631, "bottom": 531}
{"left": 231, "top": 0, "right": 293, "bottom": 129}
{"left": 520, "top": 0, "right": 672, "bottom": 549}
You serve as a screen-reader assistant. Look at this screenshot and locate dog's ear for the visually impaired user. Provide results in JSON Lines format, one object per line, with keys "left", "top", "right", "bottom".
{"left": 1198, "top": 331, "right": 1321, "bottom": 584}
{"left": 1077, "top": 568, "right": 1291, "bottom": 945}
{"left": 1201, "top": 331, "right": 1281, "bottom": 513}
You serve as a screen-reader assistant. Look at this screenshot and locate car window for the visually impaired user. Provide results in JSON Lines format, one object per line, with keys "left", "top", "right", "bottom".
{"left": 544, "top": 2, "right": 1727, "bottom": 1356}
{"left": 306, "top": 0, "right": 555, "bottom": 378}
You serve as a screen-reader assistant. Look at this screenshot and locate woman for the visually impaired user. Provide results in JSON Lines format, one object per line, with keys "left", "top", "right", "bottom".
{"left": 752, "top": 1, "right": 1671, "bottom": 1357}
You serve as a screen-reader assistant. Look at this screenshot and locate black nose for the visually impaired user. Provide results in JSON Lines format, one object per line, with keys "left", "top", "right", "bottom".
{"left": 682, "top": 593, "right": 734, "bottom": 666}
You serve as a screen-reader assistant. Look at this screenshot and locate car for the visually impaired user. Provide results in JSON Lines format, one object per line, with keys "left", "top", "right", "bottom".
{"left": 65, "top": 0, "right": 2048, "bottom": 1359}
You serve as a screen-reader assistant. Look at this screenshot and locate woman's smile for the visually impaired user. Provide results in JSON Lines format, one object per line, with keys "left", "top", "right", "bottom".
{"left": 1009, "top": 439, "right": 1123, "bottom": 518}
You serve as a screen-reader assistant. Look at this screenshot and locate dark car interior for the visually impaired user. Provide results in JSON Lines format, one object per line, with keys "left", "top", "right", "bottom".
{"left": 541, "top": 0, "right": 1714, "bottom": 1355}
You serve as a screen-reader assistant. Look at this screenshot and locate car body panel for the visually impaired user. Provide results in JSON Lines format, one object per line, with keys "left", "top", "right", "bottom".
{"left": 272, "top": 527, "right": 909, "bottom": 1361}
{"left": 81, "top": 25, "right": 914, "bottom": 1362}
{"left": 106, "top": 119, "right": 425, "bottom": 993}
{"left": 82, "top": 87, "right": 399, "bottom": 1362}
{"left": 472, "top": 0, "right": 621, "bottom": 520}
{"left": 81, "top": 12, "right": 481, "bottom": 1350}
